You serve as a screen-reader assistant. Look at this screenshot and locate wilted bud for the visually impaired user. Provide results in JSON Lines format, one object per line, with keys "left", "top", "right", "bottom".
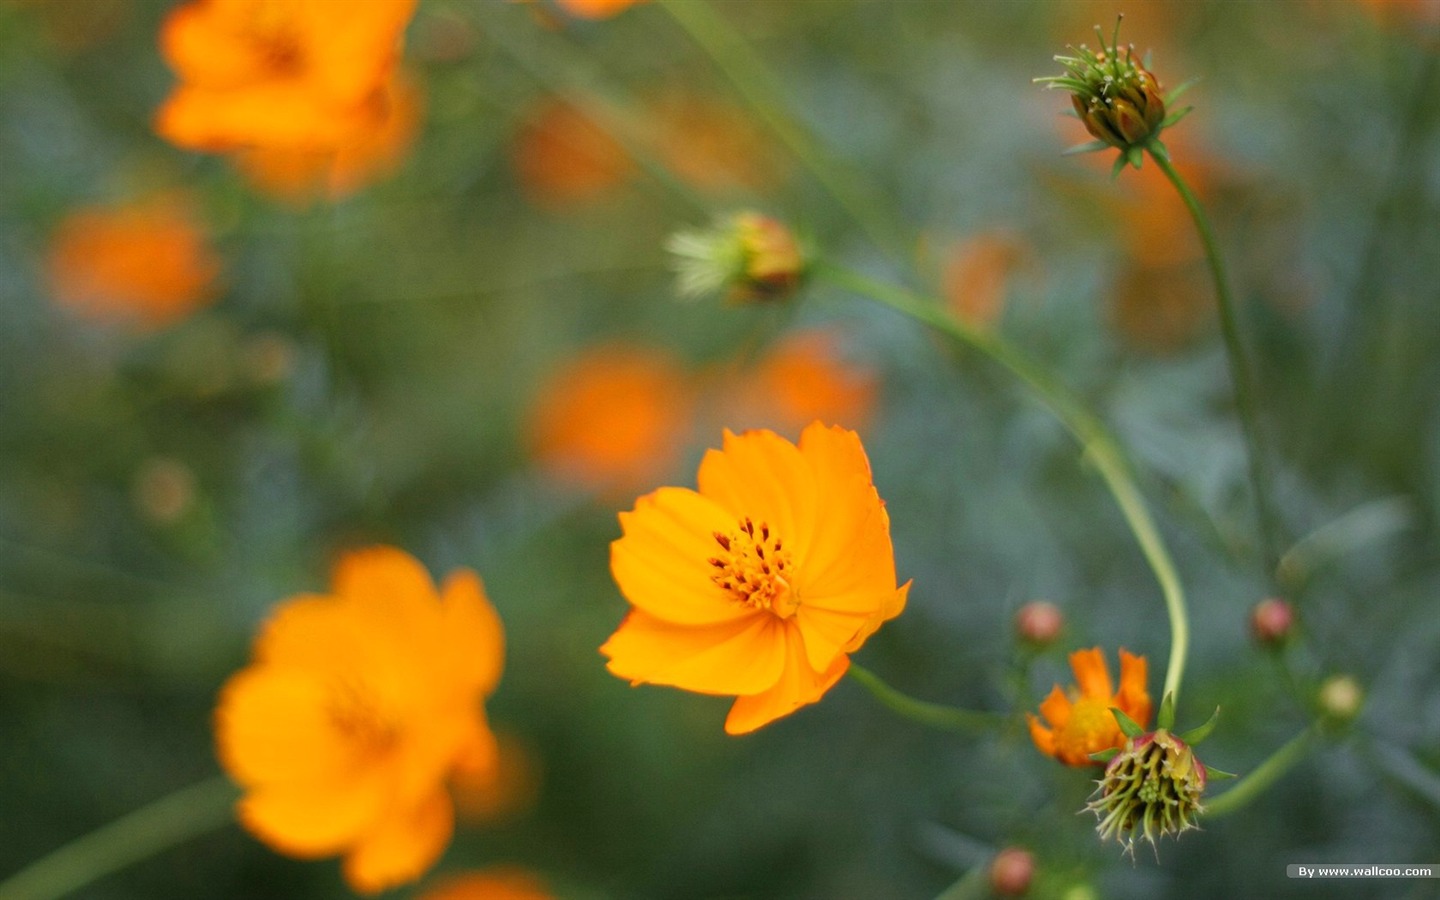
{"left": 1249, "top": 597, "right": 1294, "bottom": 646}
{"left": 1038, "top": 19, "right": 1178, "bottom": 164}
{"left": 666, "top": 212, "right": 806, "bottom": 304}
{"left": 989, "top": 847, "right": 1035, "bottom": 896}
{"left": 1088, "top": 728, "right": 1206, "bottom": 856}
{"left": 1317, "top": 674, "right": 1363, "bottom": 724}
{"left": 1014, "top": 600, "right": 1064, "bottom": 646}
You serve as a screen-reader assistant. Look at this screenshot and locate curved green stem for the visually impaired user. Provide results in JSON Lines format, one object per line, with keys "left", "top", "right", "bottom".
{"left": 0, "top": 776, "right": 237, "bottom": 900}
{"left": 1147, "top": 148, "right": 1280, "bottom": 579}
{"left": 656, "top": 0, "right": 913, "bottom": 262}
{"left": 848, "top": 663, "right": 1007, "bottom": 733}
{"left": 1203, "top": 725, "right": 1316, "bottom": 819}
{"left": 817, "top": 261, "right": 1190, "bottom": 706}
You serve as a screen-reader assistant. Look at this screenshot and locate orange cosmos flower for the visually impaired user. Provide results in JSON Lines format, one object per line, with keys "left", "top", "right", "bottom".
{"left": 231, "top": 69, "right": 423, "bottom": 203}
{"left": 651, "top": 94, "right": 783, "bottom": 194}
{"left": 155, "top": 0, "right": 418, "bottom": 152}
{"left": 215, "top": 547, "right": 505, "bottom": 894}
{"left": 941, "top": 231, "right": 1028, "bottom": 332}
{"left": 1027, "top": 647, "right": 1151, "bottom": 767}
{"left": 45, "top": 196, "right": 221, "bottom": 329}
{"left": 526, "top": 343, "right": 694, "bottom": 497}
{"left": 511, "top": 100, "right": 634, "bottom": 206}
{"left": 602, "top": 422, "right": 909, "bottom": 734}
{"left": 417, "top": 868, "right": 553, "bottom": 900}
{"left": 714, "top": 329, "right": 878, "bottom": 438}
{"left": 554, "top": 0, "right": 644, "bottom": 19}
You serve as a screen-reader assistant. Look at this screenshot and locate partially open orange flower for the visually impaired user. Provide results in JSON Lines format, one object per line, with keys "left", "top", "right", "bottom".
{"left": 45, "top": 196, "right": 221, "bottom": 329}
{"left": 602, "top": 422, "right": 909, "bottom": 734}
{"left": 526, "top": 343, "right": 694, "bottom": 498}
{"left": 231, "top": 69, "right": 423, "bottom": 203}
{"left": 1027, "top": 647, "right": 1151, "bottom": 767}
{"left": 416, "top": 868, "right": 553, "bottom": 900}
{"left": 155, "top": 0, "right": 417, "bottom": 152}
{"left": 215, "top": 547, "right": 505, "bottom": 894}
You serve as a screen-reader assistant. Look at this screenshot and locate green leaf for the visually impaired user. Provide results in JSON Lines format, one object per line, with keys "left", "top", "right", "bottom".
{"left": 1157, "top": 692, "right": 1176, "bottom": 729}
{"left": 1164, "top": 76, "right": 1201, "bottom": 105}
{"left": 1062, "top": 140, "right": 1110, "bottom": 156}
{"left": 1204, "top": 766, "right": 1239, "bottom": 780}
{"left": 1160, "top": 106, "right": 1194, "bottom": 129}
{"left": 1110, "top": 707, "right": 1146, "bottom": 739}
{"left": 1180, "top": 706, "right": 1222, "bottom": 745}
{"left": 1090, "top": 748, "right": 1120, "bottom": 763}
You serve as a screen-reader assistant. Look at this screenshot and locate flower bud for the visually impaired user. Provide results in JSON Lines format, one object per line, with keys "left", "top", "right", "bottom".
{"left": 667, "top": 212, "right": 806, "bottom": 304}
{"left": 1088, "top": 728, "right": 1206, "bottom": 856}
{"left": 989, "top": 847, "right": 1035, "bottom": 896}
{"left": 1249, "top": 597, "right": 1295, "bottom": 646}
{"left": 1040, "top": 21, "right": 1171, "bottom": 155}
{"left": 1317, "top": 674, "right": 1363, "bottom": 724}
{"left": 1014, "top": 600, "right": 1064, "bottom": 646}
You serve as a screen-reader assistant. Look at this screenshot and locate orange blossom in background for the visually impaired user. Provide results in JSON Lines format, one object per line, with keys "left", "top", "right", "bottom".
{"left": 1028, "top": 647, "right": 1152, "bottom": 767}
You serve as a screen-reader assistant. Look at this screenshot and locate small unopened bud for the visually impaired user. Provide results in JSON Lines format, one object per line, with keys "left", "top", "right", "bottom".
{"left": 1014, "top": 600, "right": 1064, "bottom": 646}
{"left": 1249, "top": 597, "right": 1295, "bottom": 646}
{"left": 1317, "top": 674, "right": 1363, "bottom": 723}
{"left": 667, "top": 212, "right": 806, "bottom": 304}
{"left": 989, "top": 847, "right": 1035, "bottom": 896}
{"left": 1088, "top": 728, "right": 1206, "bottom": 857}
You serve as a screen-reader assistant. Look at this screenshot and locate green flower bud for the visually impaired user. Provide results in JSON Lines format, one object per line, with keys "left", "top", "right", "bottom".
{"left": 1087, "top": 728, "right": 1206, "bottom": 857}
{"left": 666, "top": 212, "right": 806, "bottom": 304}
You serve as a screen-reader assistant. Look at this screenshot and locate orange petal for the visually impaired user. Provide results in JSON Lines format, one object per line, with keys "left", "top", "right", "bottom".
{"left": 215, "top": 667, "right": 366, "bottom": 787}
{"left": 251, "top": 593, "right": 382, "bottom": 672}
{"left": 600, "top": 610, "right": 786, "bottom": 696}
{"left": 1036, "top": 684, "right": 1073, "bottom": 730}
{"left": 1026, "top": 713, "right": 1056, "bottom": 757}
{"left": 723, "top": 628, "right": 848, "bottom": 734}
{"left": 438, "top": 568, "right": 505, "bottom": 696}
{"left": 610, "top": 487, "right": 755, "bottom": 626}
{"left": 158, "top": 2, "right": 272, "bottom": 89}
{"left": 237, "top": 771, "right": 387, "bottom": 858}
{"left": 1068, "top": 647, "right": 1113, "bottom": 700}
{"left": 341, "top": 788, "right": 453, "bottom": 895}
{"left": 696, "top": 429, "right": 815, "bottom": 559}
{"left": 304, "top": 0, "right": 418, "bottom": 109}
{"left": 793, "top": 604, "right": 870, "bottom": 673}
{"left": 155, "top": 83, "right": 377, "bottom": 152}
{"left": 1117, "top": 648, "right": 1152, "bottom": 726}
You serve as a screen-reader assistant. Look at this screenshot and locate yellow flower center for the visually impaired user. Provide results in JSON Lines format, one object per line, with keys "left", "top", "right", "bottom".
{"left": 325, "top": 677, "right": 399, "bottom": 755}
{"left": 1054, "top": 696, "right": 1120, "bottom": 762}
{"left": 709, "top": 517, "right": 799, "bottom": 618}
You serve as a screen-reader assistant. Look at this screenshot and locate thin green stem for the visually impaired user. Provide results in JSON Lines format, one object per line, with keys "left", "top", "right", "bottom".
{"left": 0, "top": 776, "right": 237, "bottom": 900}
{"left": 817, "top": 261, "right": 1190, "bottom": 705}
{"left": 1203, "top": 725, "right": 1316, "bottom": 819}
{"left": 848, "top": 663, "right": 1007, "bottom": 733}
{"left": 656, "top": 0, "right": 913, "bottom": 262}
{"left": 1147, "top": 148, "right": 1280, "bottom": 580}
{"left": 932, "top": 864, "right": 990, "bottom": 900}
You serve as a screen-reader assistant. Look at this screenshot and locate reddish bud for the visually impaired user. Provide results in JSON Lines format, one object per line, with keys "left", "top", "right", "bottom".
{"left": 1249, "top": 597, "right": 1294, "bottom": 646}
{"left": 1014, "top": 601, "right": 1064, "bottom": 646}
{"left": 989, "top": 847, "right": 1035, "bottom": 897}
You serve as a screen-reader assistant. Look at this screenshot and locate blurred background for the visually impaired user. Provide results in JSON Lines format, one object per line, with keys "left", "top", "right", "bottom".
{"left": 1, "top": 0, "right": 1438, "bottom": 897}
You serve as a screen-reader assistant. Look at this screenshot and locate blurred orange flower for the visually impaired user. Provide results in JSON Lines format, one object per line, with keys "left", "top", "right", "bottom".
{"left": 45, "top": 196, "right": 221, "bottom": 329}
{"left": 554, "top": 0, "right": 644, "bottom": 19}
{"left": 155, "top": 0, "right": 417, "bottom": 152}
{"left": 652, "top": 95, "right": 783, "bottom": 194}
{"left": 941, "top": 231, "right": 1028, "bottom": 331}
{"left": 526, "top": 343, "right": 694, "bottom": 497}
{"left": 1027, "top": 648, "right": 1151, "bottom": 767}
{"left": 715, "top": 330, "right": 878, "bottom": 437}
{"left": 451, "top": 731, "right": 541, "bottom": 825}
{"left": 602, "top": 423, "right": 909, "bottom": 734}
{"left": 231, "top": 70, "right": 423, "bottom": 203}
{"left": 511, "top": 100, "right": 634, "bottom": 206}
{"left": 417, "top": 868, "right": 553, "bottom": 900}
{"left": 215, "top": 547, "right": 505, "bottom": 894}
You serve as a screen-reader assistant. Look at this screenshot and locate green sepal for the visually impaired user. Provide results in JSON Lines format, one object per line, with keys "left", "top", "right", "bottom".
{"left": 1110, "top": 707, "right": 1146, "bottom": 739}
{"left": 1109, "top": 153, "right": 1130, "bottom": 180}
{"left": 1125, "top": 145, "right": 1144, "bottom": 170}
{"left": 1090, "top": 748, "right": 1121, "bottom": 763}
{"left": 1157, "top": 691, "right": 1176, "bottom": 729}
{"left": 1164, "top": 76, "right": 1201, "bottom": 105}
{"left": 1063, "top": 140, "right": 1110, "bottom": 156}
{"left": 1148, "top": 138, "right": 1171, "bottom": 164}
{"left": 1161, "top": 106, "right": 1194, "bottom": 129}
{"left": 1203, "top": 766, "right": 1238, "bottom": 780}
{"left": 1180, "top": 706, "right": 1221, "bottom": 746}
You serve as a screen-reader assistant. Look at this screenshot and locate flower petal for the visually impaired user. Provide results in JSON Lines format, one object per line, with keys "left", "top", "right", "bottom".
{"left": 341, "top": 788, "right": 453, "bottom": 895}
{"left": 1036, "top": 684, "right": 1073, "bottom": 729}
{"left": 610, "top": 487, "right": 755, "bottom": 626}
{"left": 1117, "top": 648, "right": 1152, "bottom": 726}
{"left": 215, "top": 667, "right": 366, "bottom": 787}
{"left": 237, "top": 772, "right": 387, "bottom": 858}
{"left": 723, "top": 628, "right": 848, "bottom": 734}
{"left": 438, "top": 569, "right": 505, "bottom": 696}
{"left": 1026, "top": 713, "right": 1056, "bottom": 756}
{"left": 696, "top": 429, "right": 815, "bottom": 561}
{"left": 600, "top": 610, "right": 786, "bottom": 696}
{"left": 1069, "top": 647, "right": 1113, "bottom": 700}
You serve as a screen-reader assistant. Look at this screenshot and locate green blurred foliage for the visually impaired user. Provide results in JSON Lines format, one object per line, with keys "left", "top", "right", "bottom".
{"left": 1, "top": 1, "right": 1438, "bottom": 898}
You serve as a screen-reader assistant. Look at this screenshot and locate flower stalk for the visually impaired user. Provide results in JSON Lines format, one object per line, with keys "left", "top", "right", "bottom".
{"left": 815, "top": 260, "right": 1191, "bottom": 707}
{"left": 1202, "top": 725, "right": 1316, "bottom": 819}
{"left": 847, "top": 663, "right": 1006, "bottom": 733}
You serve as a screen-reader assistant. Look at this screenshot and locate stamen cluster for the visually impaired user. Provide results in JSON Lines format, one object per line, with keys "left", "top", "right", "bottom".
{"left": 1088, "top": 728, "right": 1207, "bottom": 856}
